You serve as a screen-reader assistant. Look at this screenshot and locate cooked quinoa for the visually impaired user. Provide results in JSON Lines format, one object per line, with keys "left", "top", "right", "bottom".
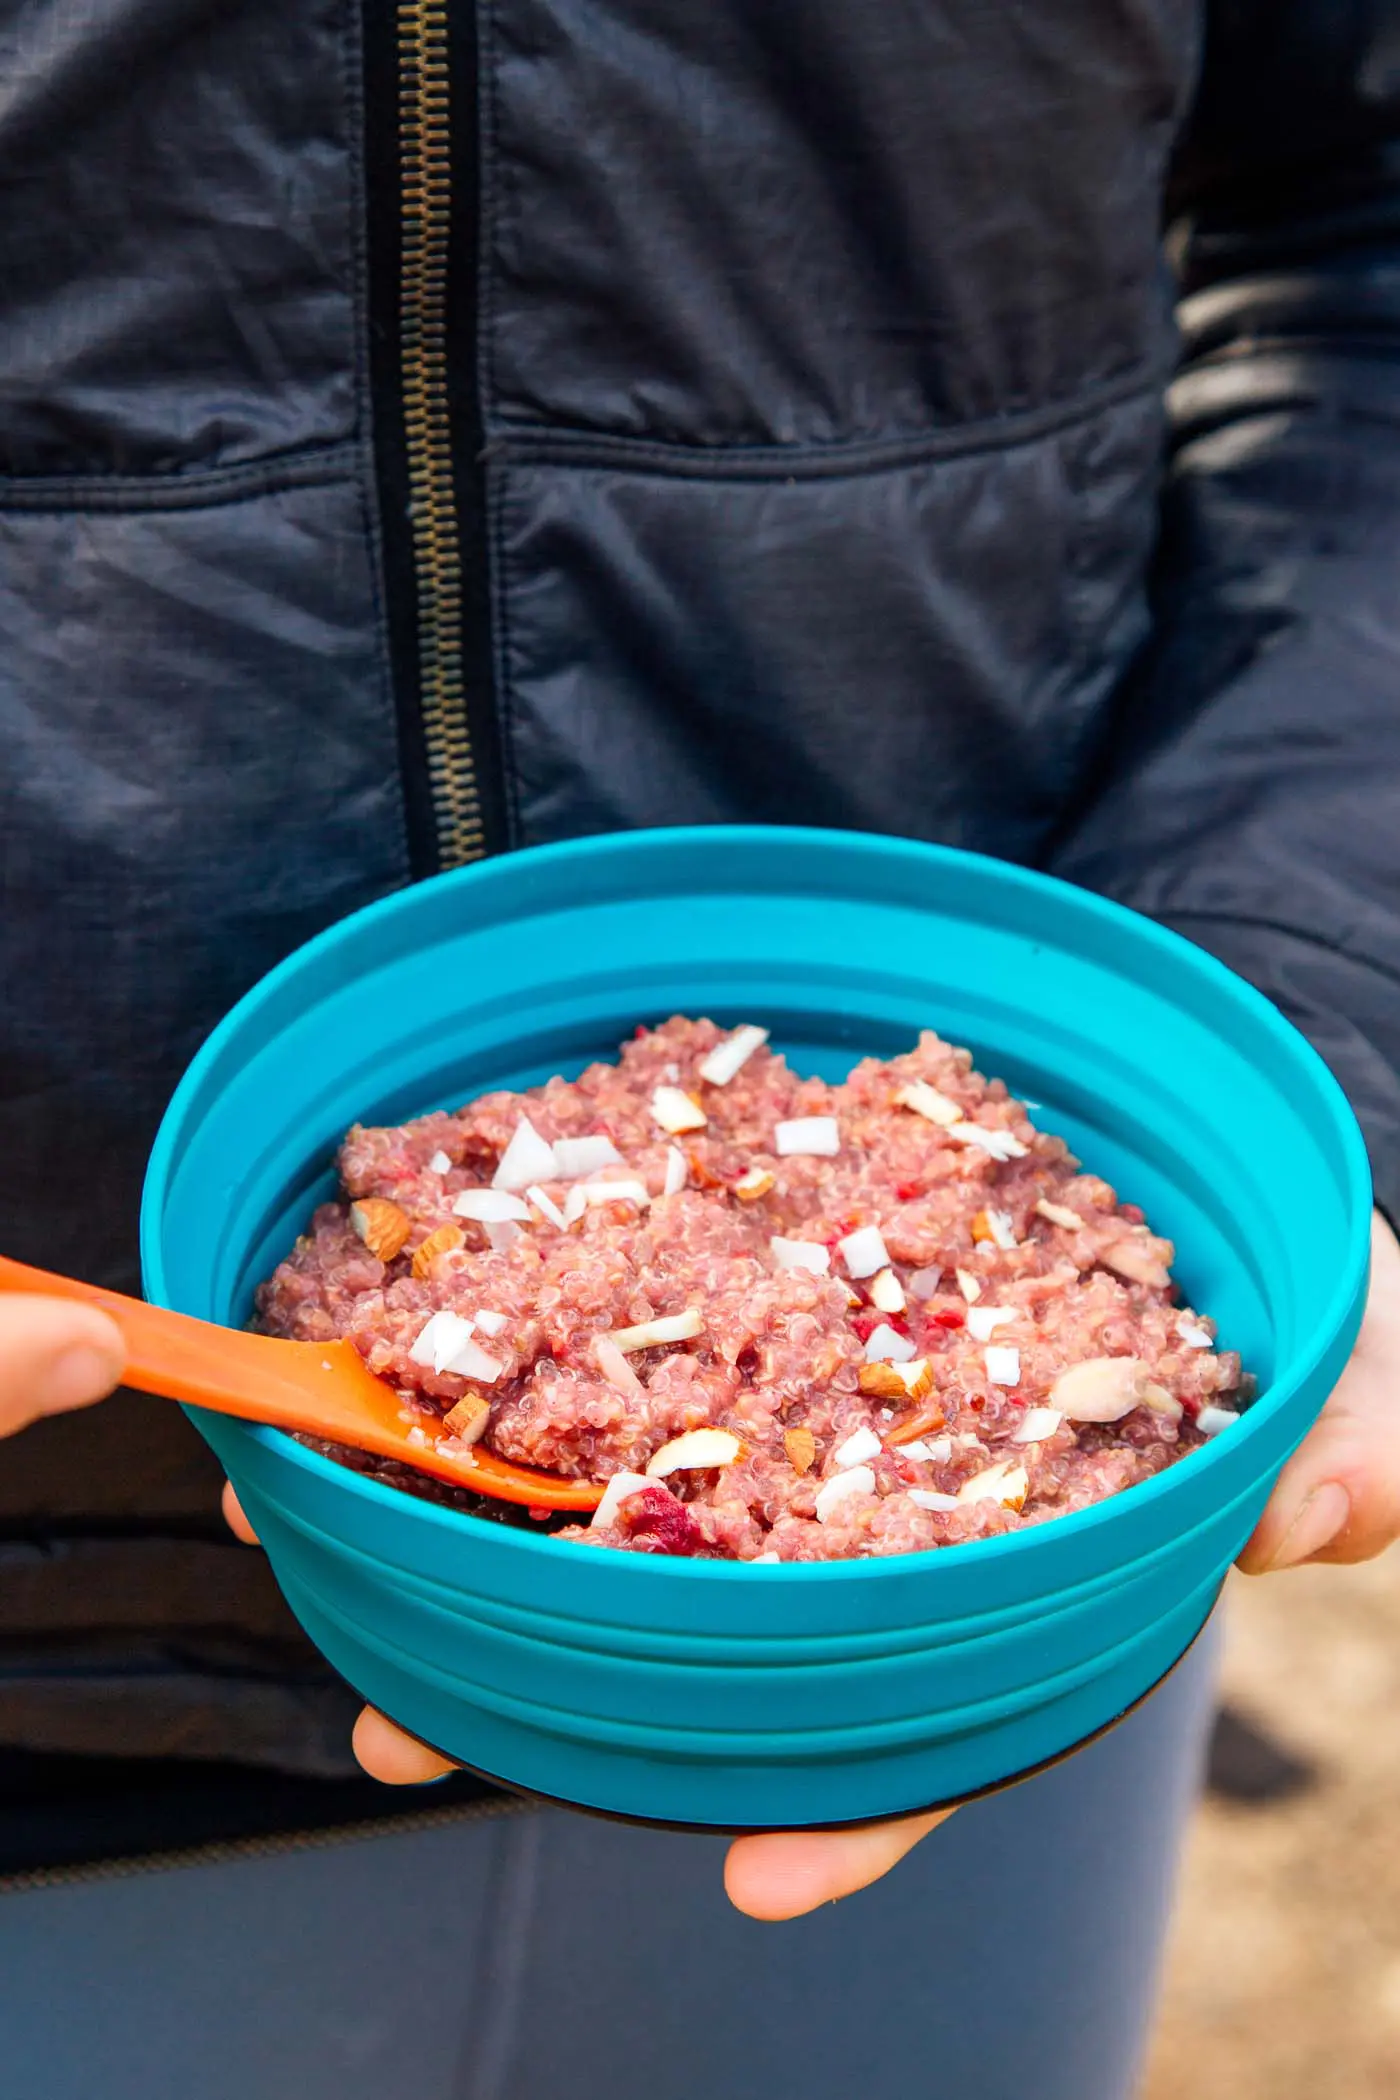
{"left": 255, "top": 1019, "right": 1245, "bottom": 1560}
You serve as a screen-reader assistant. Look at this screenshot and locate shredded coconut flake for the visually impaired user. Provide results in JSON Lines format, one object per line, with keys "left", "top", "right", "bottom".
{"left": 865, "top": 1323, "right": 917, "bottom": 1364}
{"left": 562, "top": 1184, "right": 588, "bottom": 1226}
{"left": 774, "top": 1116, "right": 840, "bottom": 1157}
{"left": 868, "top": 1267, "right": 907, "bottom": 1314}
{"left": 895, "top": 1081, "right": 962, "bottom": 1127}
{"left": 955, "top": 1268, "right": 983, "bottom": 1303}
{"left": 1196, "top": 1404, "right": 1240, "bottom": 1437}
{"left": 409, "top": 1309, "right": 475, "bottom": 1374}
{"left": 552, "top": 1135, "right": 623, "bottom": 1181}
{"left": 428, "top": 1149, "right": 452, "bottom": 1176}
{"left": 452, "top": 1188, "right": 532, "bottom": 1223}
{"left": 1176, "top": 1315, "right": 1214, "bottom": 1350}
{"left": 474, "top": 1309, "right": 508, "bottom": 1337}
{"left": 526, "top": 1183, "right": 568, "bottom": 1229}
{"left": 838, "top": 1223, "right": 889, "bottom": 1279}
{"left": 967, "top": 1305, "right": 1017, "bottom": 1341}
{"left": 908, "top": 1265, "right": 942, "bottom": 1301}
{"left": 662, "top": 1145, "right": 688, "bottom": 1197}
{"left": 984, "top": 1208, "right": 1019, "bottom": 1250}
{"left": 909, "top": 1489, "right": 960, "bottom": 1512}
{"left": 984, "top": 1345, "right": 1021, "bottom": 1387}
{"left": 651, "top": 1085, "right": 708, "bottom": 1135}
{"left": 698, "top": 1024, "right": 769, "bottom": 1086}
{"left": 814, "top": 1466, "right": 877, "bottom": 1523}
{"left": 948, "top": 1121, "right": 1029, "bottom": 1162}
{"left": 1012, "top": 1406, "right": 1063, "bottom": 1444}
{"left": 583, "top": 1178, "right": 652, "bottom": 1209}
{"left": 770, "top": 1236, "right": 831, "bottom": 1275}
{"left": 834, "top": 1426, "right": 883, "bottom": 1469}
{"left": 1036, "top": 1198, "right": 1084, "bottom": 1231}
{"left": 492, "top": 1116, "right": 558, "bottom": 1192}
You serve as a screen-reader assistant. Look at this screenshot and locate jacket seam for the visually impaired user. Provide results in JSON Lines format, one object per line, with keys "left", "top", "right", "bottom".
{"left": 0, "top": 444, "right": 361, "bottom": 513}
{"left": 490, "top": 460, "right": 525, "bottom": 848}
{"left": 482, "top": 364, "right": 1166, "bottom": 483}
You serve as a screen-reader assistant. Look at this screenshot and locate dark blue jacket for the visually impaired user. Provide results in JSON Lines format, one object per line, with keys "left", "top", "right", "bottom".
{"left": 1, "top": 0, "right": 1397, "bottom": 1781}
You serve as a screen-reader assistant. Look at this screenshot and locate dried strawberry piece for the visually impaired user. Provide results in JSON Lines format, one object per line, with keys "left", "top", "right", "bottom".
{"left": 929, "top": 1306, "right": 966, "bottom": 1331}
{"left": 895, "top": 1181, "right": 923, "bottom": 1202}
{"left": 851, "top": 1311, "right": 881, "bottom": 1343}
{"left": 618, "top": 1483, "right": 704, "bottom": 1557}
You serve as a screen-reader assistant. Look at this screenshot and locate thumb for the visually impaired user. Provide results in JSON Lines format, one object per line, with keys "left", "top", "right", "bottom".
{"left": 723, "top": 1808, "right": 954, "bottom": 1921}
{"left": 0, "top": 1295, "right": 127, "bottom": 1437}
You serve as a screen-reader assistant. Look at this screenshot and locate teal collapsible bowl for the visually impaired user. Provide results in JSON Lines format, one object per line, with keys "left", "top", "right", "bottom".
{"left": 141, "top": 827, "right": 1370, "bottom": 1829}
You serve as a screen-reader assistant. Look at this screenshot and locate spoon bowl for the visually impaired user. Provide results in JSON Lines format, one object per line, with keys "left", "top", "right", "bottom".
{"left": 0, "top": 1255, "right": 602, "bottom": 1512}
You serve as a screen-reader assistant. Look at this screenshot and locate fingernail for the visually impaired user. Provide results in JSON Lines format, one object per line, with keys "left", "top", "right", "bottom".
{"left": 1267, "top": 1482, "right": 1351, "bottom": 1571}
{"left": 43, "top": 1346, "right": 124, "bottom": 1414}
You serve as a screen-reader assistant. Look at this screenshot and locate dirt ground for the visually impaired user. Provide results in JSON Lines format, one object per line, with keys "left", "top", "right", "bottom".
{"left": 1143, "top": 1549, "right": 1400, "bottom": 2100}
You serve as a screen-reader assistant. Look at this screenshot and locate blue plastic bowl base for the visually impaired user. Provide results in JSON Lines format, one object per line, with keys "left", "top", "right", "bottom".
{"left": 141, "top": 828, "right": 1371, "bottom": 1827}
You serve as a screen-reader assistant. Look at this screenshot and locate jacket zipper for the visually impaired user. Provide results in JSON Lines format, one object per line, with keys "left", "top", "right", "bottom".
{"left": 397, "top": 0, "right": 487, "bottom": 868}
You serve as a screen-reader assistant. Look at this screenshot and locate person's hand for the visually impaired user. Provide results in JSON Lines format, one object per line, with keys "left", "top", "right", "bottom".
{"left": 231, "top": 1209, "right": 1400, "bottom": 1920}
{"left": 1237, "top": 1207, "right": 1400, "bottom": 1572}
{"left": 0, "top": 1292, "right": 127, "bottom": 1434}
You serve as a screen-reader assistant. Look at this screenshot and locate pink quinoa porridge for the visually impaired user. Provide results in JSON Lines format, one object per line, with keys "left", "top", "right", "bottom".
{"left": 255, "top": 1019, "right": 1247, "bottom": 1560}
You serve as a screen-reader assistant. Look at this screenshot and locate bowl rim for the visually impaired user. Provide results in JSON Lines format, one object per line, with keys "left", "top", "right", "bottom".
{"left": 143, "top": 824, "right": 1373, "bottom": 1585}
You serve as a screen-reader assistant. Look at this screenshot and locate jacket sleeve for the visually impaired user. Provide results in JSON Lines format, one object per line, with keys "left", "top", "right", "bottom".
{"left": 1047, "top": 3, "right": 1400, "bottom": 1222}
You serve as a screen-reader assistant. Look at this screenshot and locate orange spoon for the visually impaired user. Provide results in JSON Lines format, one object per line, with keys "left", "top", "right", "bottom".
{"left": 0, "top": 1254, "right": 604, "bottom": 1512}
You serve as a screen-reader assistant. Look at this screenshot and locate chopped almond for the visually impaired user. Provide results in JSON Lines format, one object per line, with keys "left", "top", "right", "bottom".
{"left": 1140, "top": 1381, "right": 1183, "bottom": 1423}
{"left": 734, "top": 1167, "right": 776, "bottom": 1202}
{"left": 784, "top": 1425, "right": 817, "bottom": 1475}
{"left": 970, "top": 1209, "right": 996, "bottom": 1245}
{"left": 442, "top": 1394, "right": 490, "bottom": 1444}
{"left": 593, "top": 1335, "right": 644, "bottom": 1395}
{"left": 956, "top": 1461, "right": 1029, "bottom": 1511}
{"left": 609, "top": 1308, "right": 704, "bottom": 1353}
{"left": 955, "top": 1267, "right": 983, "bottom": 1303}
{"left": 646, "top": 1427, "right": 741, "bottom": 1476}
{"left": 860, "top": 1359, "right": 933, "bottom": 1404}
{"left": 410, "top": 1222, "right": 465, "bottom": 1280}
{"left": 1100, "top": 1233, "right": 1173, "bottom": 1290}
{"left": 349, "top": 1198, "right": 412, "bottom": 1264}
{"left": 1050, "top": 1355, "right": 1151, "bottom": 1422}
{"left": 888, "top": 1401, "right": 947, "bottom": 1446}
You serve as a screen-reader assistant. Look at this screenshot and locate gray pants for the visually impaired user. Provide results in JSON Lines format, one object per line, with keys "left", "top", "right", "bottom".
{"left": 0, "top": 1626, "right": 1216, "bottom": 2100}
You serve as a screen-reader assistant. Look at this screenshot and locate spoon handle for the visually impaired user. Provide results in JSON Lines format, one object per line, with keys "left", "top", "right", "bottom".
{"left": 0, "top": 1252, "right": 344, "bottom": 1423}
